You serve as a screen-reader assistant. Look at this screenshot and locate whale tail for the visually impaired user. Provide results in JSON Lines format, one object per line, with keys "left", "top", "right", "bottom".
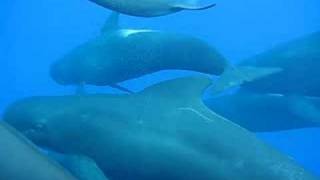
{"left": 210, "top": 66, "right": 282, "bottom": 95}
{"left": 171, "top": 0, "right": 216, "bottom": 11}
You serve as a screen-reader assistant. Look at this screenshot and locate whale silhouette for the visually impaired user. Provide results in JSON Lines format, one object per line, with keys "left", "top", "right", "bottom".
{"left": 4, "top": 76, "right": 317, "bottom": 180}
{"left": 51, "top": 12, "right": 281, "bottom": 93}
{"left": 88, "top": 0, "right": 216, "bottom": 17}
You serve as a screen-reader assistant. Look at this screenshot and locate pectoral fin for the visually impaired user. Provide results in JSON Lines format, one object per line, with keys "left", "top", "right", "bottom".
{"left": 48, "top": 152, "right": 109, "bottom": 180}
{"left": 110, "top": 84, "right": 134, "bottom": 94}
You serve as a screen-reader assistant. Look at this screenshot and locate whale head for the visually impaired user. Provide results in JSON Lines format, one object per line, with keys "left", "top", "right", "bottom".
{"left": 3, "top": 98, "right": 53, "bottom": 147}
{"left": 50, "top": 39, "right": 116, "bottom": 86}
{"left": 50, "top": 50, "right": 89, "bottom": 86}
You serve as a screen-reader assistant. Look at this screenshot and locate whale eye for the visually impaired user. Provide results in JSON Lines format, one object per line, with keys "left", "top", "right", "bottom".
{"left": 33, "top": 118, "right": 48, "bottom": 131}
{"left": 23, "top": 123, "right": 46, "bottom": 139}
{"left": 35, "top": 123, "right": 45, "bottom": 130}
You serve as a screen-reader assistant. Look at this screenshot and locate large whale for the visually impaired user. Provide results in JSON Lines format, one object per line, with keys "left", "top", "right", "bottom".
{"left": 51, "top": 13, "right": 280, "bottom": 93}
{"left": 204, "top": 92, "right": 320, "bottom": 132}
{"left": 0, "top": 121, "right": 76, "bottom": 180}
{"left": 3, "top": 76, "right": 317, "bottom": 180}
{"left": 88, "top": 0, "right": 216, "bottom": 17}
{"left": 239, "top": 31, "right": 320, "bottom": 97}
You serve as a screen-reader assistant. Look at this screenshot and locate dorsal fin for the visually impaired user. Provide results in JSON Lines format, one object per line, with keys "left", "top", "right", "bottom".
{"left": 140, "top": 75, "right": 212, "bottom": 99}
{"left": 101, "top": 12, "right": 120, "bottom": 34}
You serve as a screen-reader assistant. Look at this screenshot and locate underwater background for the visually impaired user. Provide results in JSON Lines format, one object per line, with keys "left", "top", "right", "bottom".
{"left": 1, "top": 0, "right": 320, "bottom": 176}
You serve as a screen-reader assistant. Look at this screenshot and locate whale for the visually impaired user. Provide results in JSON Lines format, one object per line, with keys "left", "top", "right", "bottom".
{"left": 88, "top": 0, "right": 216, "bottom": 17}
{"left": 3, "top": 76, "right": 317, "bottom": 180}
{"left": 51, "top": 12, "right": 280, "bottom": 93}
{"left": 239, "top": 31, "right": 320, "bottom": 97}
{"left": 0, "top": 121, "right": 76, "bottom": 180}
{"left": 204, "top": 92, "right": 320, "bottom": 132}
{"left": 221, "top": 31, "right": 320, "bottom": 132}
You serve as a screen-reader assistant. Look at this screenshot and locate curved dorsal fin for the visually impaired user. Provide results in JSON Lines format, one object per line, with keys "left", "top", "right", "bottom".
{"left": 101, "top": 12, "right": 120, "bottom": 34}
{"left": 140, "top": 76, "right": 212, "bottom": 99}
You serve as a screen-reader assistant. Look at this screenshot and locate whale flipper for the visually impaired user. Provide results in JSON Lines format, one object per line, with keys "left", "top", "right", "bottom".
{"left": 101, "top": 12, "right": 120, "bottom": 34}
{"left": 110, "top": 84, "right": 134, "bottom": 94}
{"left": 172, "top": 2, "right": 216, "bottom": 10}
{"left": 210, "top": 66, "right": 282, "bottom": 95}
{"left": 49, "top": 152, "right": 109, "bottom": 180}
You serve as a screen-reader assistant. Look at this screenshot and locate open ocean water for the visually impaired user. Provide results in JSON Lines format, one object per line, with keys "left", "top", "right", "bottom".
{"left": 0, "top": 0, "right": 320, "bottom": 179}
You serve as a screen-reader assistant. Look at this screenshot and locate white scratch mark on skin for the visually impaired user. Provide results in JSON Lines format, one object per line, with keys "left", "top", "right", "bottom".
{"left": 178, "top": 106, "right": 247, "bottom": 130}
{"left": 178, "top": 107, "right": 213, "bottom": 123}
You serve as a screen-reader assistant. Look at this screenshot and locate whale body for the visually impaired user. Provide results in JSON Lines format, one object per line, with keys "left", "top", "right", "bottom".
{"left": 204, "top": 92, "right": 320, "bottom": 132}
{"left": 240, "top": 31, "right": 320, "bottom": 97}
{"left": 51, "top": 13, "right": 227, "bottom": 87}
{"left": 88, "top": 0, "right": 216, "bottom": 17}
{"left": 51, "top": 29, "right": 226, "bottom": 86}
{"left": 215, "top": 32, "right": 320, "bottom": 132}
{"left": 51, "top": 13, "right": 280, "bottom": 93}
{"left": 0, "top": 122, "right": 76, "bottom": 180}
{"left": 3, "top": 76, "right": 317, "bottom": 180}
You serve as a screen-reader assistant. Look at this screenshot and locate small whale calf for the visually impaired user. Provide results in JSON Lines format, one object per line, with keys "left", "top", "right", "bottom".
{"left": 51, "top": 13, "right": 280, "bottom": 93}
{"left": 88, "top": 0, "right": 216, "bottom": 17}
{"left": 0, "top": 121, "right": 76, "bottom": 180}
{"left": 4, "top": 76, "right": 318, "bottom": 180}
{"left": 204, "top": 92, "right": 320, "bottom": 132}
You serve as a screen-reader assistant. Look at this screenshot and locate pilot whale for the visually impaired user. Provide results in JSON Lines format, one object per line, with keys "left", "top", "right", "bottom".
{"left": 4, "top": 76, "right": 317, "bottom": 180}
{"left": 51, "top": 13, "right": 280, "bottom": 93}
{"left": 204, "top": 92, "right": 320, "bottom": 132}
{"left": 239, "top": 31, "right": 320, "bottom": 97}
{"left": 0, "top": 122, "right": 76, "bottom": 180}
{"left": 88, "top": 0, "right": 216, "bottom": 17}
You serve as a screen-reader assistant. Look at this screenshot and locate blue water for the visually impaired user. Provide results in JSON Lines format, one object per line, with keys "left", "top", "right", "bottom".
{"left": 1, "top": 0, "right": 320, "bottom": 176}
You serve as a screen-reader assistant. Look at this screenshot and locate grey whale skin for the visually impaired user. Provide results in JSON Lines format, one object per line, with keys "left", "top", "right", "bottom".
{"left": 0, "top": 121, "right": 76, "bottom": 180}
{"left": 239, "top": 31, "right": 320, "bottom": 97}
{"left": 204, "top": 93, "right": 320, "bottom": 132}
{"left": 4, "top": 76, "right": 318, "bottom": 180}
{"left": 88, "top": 0, "right": 216, "bottom": 17}
{"left": 50, "top": 13, "right": 280, "bottom": 92}
{"left": 51, "top": 29, "right": 225, "bottom": 85}
{"left": 50, "top": 13, "right": 227, "bottom": 86}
